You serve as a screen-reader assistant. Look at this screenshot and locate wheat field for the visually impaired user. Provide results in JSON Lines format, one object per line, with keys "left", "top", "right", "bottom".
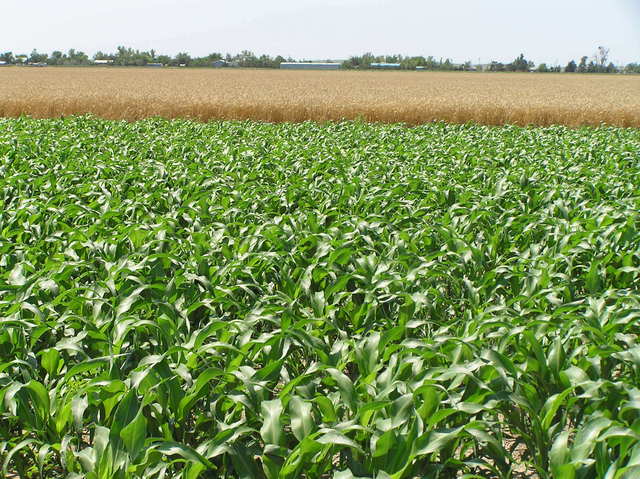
{"left": 0, "top": 67, "right": 638, "bottom": 126}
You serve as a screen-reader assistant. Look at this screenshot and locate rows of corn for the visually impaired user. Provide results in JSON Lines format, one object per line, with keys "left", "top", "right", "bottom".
{"left": 1, "top": 117, "right": 639, "bottom": 478}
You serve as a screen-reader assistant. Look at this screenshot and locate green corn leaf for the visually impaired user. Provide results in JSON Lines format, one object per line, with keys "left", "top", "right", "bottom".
{"left": 120, "top": 408, "right": 147, "bottom": 459}
{"left": 260, "top": 398, "right": 283, "bottom": 446}
{"left": 289, "top": 396, "right": 314, "bottom": 442}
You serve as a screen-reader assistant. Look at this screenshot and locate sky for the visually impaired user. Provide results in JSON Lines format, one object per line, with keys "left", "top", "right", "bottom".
{"left": 3, "top": 0, "right": 639, "bottom": 65}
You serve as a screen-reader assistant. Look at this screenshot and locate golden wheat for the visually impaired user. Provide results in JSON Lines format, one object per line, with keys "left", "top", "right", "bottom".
{"left": 0, "top": 67, "right": 638, "bottom": 126}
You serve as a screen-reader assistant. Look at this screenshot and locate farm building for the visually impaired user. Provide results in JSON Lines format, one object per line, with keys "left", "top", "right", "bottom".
{"left": 93, "top": 59, "right": 114, "bottom": 65}
{"left": 212, "top": 59, "right": 228, "bottom": 68}
{"left": 371, "top": 63, "right": 401, "bottom": 69}
{"left": 280, "top": 62, "right": 341, "bottom": 70}
{"left": 147, "top": 63, "right": 163, "bottom": 68}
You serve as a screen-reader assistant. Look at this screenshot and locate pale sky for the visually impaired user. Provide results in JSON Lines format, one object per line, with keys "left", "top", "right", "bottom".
{"left": 3, "top": 0, "right": 639, "bottom": 65}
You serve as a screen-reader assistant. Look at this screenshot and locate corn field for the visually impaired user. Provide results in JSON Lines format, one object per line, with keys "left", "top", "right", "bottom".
{"left": 0, "top": 68, "right": 639, "bottom": 127}
{"left": 1, "top": 117, "right": 640, "bottom": 478}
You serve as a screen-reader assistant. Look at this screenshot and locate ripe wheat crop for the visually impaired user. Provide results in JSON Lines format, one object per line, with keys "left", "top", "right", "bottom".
{"left": 1, "top": 117, "right": 640, "bottom": 478}
{"left": 0, "top": 67, "right": 638, "bottom": 126}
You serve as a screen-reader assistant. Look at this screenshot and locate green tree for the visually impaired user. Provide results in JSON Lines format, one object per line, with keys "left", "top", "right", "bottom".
{"left": 174, "top": 52, "right": 192, "bottom": 66}
{"left": 47, "top": 51, "right": 65, "bottom": 65}
{"left": 625, "top": 63, "right": 640, "bottom": 73}
{"left": 29, "top": 49, "right": 48, "bottom": 64}
{"left": 64, "top": 48, "right": 89, "bottom": 65}
{"left": 94, "top": 51, "right": 115, "bottom": 61}
{"left": 577, "top": 56, "right": 588, "bottom": 73}
{"left": 508, "top": 53, "right": 531, "bottom": 72}
{"left": 157, "top": 55, "right": 171, "bottom": 66}
{"left": 565, "top": 60, "right": 577, "bottom": 72}
{"left": 442, "top": 58, "right": 454, "bottom": 70}
{"left": 0, "top": 51, "right": 14, "bottom": 63}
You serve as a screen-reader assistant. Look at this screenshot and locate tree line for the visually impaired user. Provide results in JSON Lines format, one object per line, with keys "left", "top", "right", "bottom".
{"left": 1, "top": 46, "right": 638, "bottom": 73}
{"left": 0, "top": 47, "right": 294, "bottom": 68}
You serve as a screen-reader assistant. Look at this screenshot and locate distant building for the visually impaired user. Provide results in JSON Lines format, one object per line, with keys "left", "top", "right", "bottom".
{"left": 93, "top": 59, "right": 114, "bottom": 65}
{"left": 371, "top": 63, "right": 401, "bottom": 69}
{"left": 416, "top": 66, "right": 425, "bottom": 70}
{"left": 147, "top": 63, "right": 163, "bottom": 67}
{"left": 280, "top": 62, "right": 341, "bottom": 70}
{"left": 212, "top": 59, "right": 228, "bottom": 68}
{"left": 0, "top": 61, "right": 7, "bottom": 67}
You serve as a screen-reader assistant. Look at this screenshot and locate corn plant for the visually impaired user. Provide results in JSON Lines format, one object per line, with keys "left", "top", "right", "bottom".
{"left": 1, "top": 117, "right": 639, "bottom": 478}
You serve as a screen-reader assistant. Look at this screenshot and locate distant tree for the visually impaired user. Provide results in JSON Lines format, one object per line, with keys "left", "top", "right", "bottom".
{"left": 400, "top": 56, "right": 424, "bottom": 69}
{"left": 565, "top": 59, "right": 577, "bottom": 72}
{"left": 577, "top": 56, "right": 588, "bottom": 73}
{"left": 442, "top": 58, "right": 454, "bottom": 70}
{"left": 189, "top": 52, "right": 222, "bottom": 67}
{"left": 114, "top": 46, "right": 128, "bottom": 65}
{"left": 48, "top": 51, "right": 65, "bottom": 65}
{"left": 343, "top": 52, "right": 377, "bottom": 69}
{"left": 596, "top": 46, "right": 609, "bottom": 70}
{"left": 507, "top": 53, "right": 531, "bottom": 72}
{"left": 157, "top": 55, "right": 171, "bottom": 66}
{"left": 29, "top": 49, "right": 48, "bottom": 63}
{"left": 174, "top": 52, "right": 192, "bottom": 66}
{"left": 0, "top": 51, "right": 14, "bottom": 63}
{"left": 422, "top": 56, "right": 437, "bottom": 70}
{"left": 489, "top": 61, "right": 505, "bottom": 71}
{"left": 113, "top": 46, "right": 152, "bottom": 66}
{"left": 625, "top": 63, "right": 640, "bottom": 74}
{"left": 61, "top": 48, "right": 90, "bottom": 65}
{"left": 93, "top": 51, "right": 115, "bottom": 61}
{"left": 537, "top": 63, "right": 549, "bottom": 73}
